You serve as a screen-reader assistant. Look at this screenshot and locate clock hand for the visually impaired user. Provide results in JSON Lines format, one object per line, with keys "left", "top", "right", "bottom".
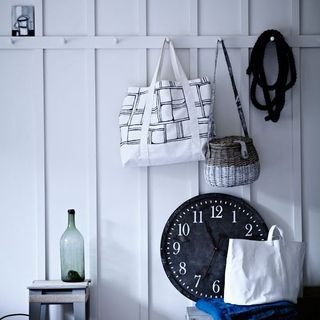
{"left": 202, "top": 248, "right": 218, "bottom": 278}
{"left": 202, "top": 235, "right": 224, "bottom": 278}
{"left": 204, "top": 220, "right": 217, "bottom": 248}
{"left": 218, "top": 233, "right": 229, "bottom": 257}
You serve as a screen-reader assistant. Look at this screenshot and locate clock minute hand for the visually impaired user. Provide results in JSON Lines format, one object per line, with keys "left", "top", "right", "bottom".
{"left": 202, "top": 234, "right": 223, "bottom": 278}
{"left": 218, "top": 232, "right": 229, "bottom": 256}
{"left": 204, "top": 220, "right": 216, "bottom": 248}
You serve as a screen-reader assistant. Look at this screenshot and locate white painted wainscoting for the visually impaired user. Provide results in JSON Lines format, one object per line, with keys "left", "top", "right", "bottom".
{"left": 0, "top": 0, "right": 319, "bottom": 319}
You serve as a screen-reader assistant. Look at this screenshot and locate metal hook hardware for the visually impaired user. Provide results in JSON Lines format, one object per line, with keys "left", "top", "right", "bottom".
{"left": 270, "top": 36, "right": 275, "bottom": 42}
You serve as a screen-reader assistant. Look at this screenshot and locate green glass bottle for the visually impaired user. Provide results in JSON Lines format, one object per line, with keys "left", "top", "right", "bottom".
{"left": 60, "top": 209, "right": 85, "bottom": 282}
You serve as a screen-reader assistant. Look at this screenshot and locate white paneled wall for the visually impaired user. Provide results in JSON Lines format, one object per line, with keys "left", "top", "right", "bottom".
{"left": 301, "top": 48, "right": 320, "bottom": 286}
{"left": 0, "top": 0, "right": 319, "bottom": 319}
{"left": 0, "top": 50, "right": 39, "bottom": 311}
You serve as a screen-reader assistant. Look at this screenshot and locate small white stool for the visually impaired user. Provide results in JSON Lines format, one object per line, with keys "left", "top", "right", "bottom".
{"left": 185, "top": 306, "right": 213, "bottom": 320}
{"left": 28, "top": 280, "right": 90, "bottom": 320}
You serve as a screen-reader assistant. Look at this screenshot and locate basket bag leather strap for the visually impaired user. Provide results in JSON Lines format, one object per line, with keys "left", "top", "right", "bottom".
{"left": 208, "top": 39, "right": 249, "bottom": 140}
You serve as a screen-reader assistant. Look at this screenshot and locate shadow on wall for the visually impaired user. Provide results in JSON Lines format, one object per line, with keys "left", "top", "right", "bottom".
{"left": 91, "top": 217, "right": 173, "bottom": 320}
{"left": 253, "top": 201, "right": 293, "bottom": 239}
{"left": 45, "top": 285, "right": 171, "bottom": 320}
{"left": 98, "top": 280, "right": 172, "bottom": 320}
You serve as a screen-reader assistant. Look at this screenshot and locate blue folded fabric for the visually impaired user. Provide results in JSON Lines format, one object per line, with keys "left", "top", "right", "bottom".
{"left": 196, "top": 298, "right": 297, "bottom": 320}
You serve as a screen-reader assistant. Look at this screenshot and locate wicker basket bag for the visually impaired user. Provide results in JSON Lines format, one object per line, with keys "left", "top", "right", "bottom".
{"left": 204, "top": 39, "right": 260, "bottom": 187}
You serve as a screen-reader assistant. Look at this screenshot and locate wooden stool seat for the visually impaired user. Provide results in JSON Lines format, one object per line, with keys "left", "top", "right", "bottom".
{"left": 185, "top": 307, "right": 213, "bottom": 320}
{"left": 28, "top": 280, "right": 90, "bottom": 320}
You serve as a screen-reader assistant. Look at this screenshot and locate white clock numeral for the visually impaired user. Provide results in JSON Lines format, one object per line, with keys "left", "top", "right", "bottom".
{"left": 194, "top": 274, "right": 201, "bottom": 288}
{"left": 212, "top": 280, "right": 220, "bottom": 293}
{"left": 172, "top": 242, "right": 180, "bottom": 255}
{"left": 193, "top": 210, "right": 203, "bottom": 224}
{"left": 245, "top": 223, "right": 253, "bottom": 236}
{"left": 179, "top": 262, "right": 187, "bottom": 275}
{"left": 178, "top": 223, "right": 190, "bottom": 236}
{"left": 232, "top": 210, "right": 237, "bottom": 223}
{"left": 211, "top": 205, "right": 223, "bottom": 218}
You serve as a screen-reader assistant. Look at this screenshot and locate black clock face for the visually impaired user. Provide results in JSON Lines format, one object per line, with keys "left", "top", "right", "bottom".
{"left": 160, "top": 193, "right": 268, "bottom": 301}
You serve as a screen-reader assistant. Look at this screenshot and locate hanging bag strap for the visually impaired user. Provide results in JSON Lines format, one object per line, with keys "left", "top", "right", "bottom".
{"left": 208, "top": 39, "right": 249, "bottom": 140}
{"left": 139, "top": 39, "right": 201, "bottom": 165}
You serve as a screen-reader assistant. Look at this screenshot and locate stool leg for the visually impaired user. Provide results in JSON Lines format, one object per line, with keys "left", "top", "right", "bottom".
{"left": 74, "top": 302, "right": 86, "bottom": 320}
{"left": 29, "top": 302, "right": 42, "bottom": 320}
{"left": 86, "top": 299, "right": 90, "bottom": 319}
{"left": 40, "top": 304, "right": 46, "bottom": 320}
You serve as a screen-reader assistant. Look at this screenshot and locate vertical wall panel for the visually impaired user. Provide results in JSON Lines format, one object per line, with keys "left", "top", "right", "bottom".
{"left": 149, "top": 164, "right": 195, "bottom": 320}
{"left": 45, "top": 50, "right": 90, "bottom": 318}
{"left": 44, "top": 0, "right": 87, "bottom": 35}
{"left": 301, "top": 0, "right": 320, "bottom": 35}
{"left": 248, "top": 2, "right": 296, "bottom": 238}
{"left": 250, "top": 100, "right": 294, "bottom": 239}
{"left": 199, "top": 0, "right": 241, "bottom": 35}
{"left": 249, "top": 0, "right": 292, "bottom": 35}
{"left": 0, "top": 51, "right": 38, "bottom": 313}
{"left": 301, "top": 48, "right": 320, "bottom": 285}
{"left": 248, "top": 0, "right": 295, "bottom": 239}
{"left": 96, "top": 49, "right": 141, "bottom": 320}
{"left": 148, "top": 0, "right": 190, "bottom": 35}
{"left": 96, "top": 0, "right": 139, "bottom": 35}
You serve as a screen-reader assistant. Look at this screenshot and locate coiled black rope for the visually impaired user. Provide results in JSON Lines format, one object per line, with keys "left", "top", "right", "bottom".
{"left": 247, "top": 29, "right": 297, "bottom": 122}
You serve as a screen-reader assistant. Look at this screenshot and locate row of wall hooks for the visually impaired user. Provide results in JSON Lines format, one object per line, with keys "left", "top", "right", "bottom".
{"left": 8, "top": 36, "right": 121, "bottom": 45}
{"left": 1, "top": 35, "right": 319, "bottom": 49}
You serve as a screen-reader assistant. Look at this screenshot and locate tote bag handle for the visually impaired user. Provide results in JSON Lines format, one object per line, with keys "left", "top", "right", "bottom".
{"left": 139, "top": 39, "right": 201, "bottom": 165}
{"left": 267, "top": 225, "right": 284, "bottom": 241}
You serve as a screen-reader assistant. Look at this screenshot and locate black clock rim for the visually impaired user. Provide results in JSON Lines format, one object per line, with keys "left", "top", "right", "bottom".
{"left": 160, "top": 192, "right": 268, "bottom": 302}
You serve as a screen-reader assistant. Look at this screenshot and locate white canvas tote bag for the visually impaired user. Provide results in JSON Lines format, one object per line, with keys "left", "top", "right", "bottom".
{"left": 119, "top": 39, "right": 211, "bottom": 167}
{"left": 224, "top": 225, "right": 305, "bottom": 305}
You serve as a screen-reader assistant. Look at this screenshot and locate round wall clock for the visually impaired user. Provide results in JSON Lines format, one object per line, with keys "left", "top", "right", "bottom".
{"left": 160, "top": 193, "right": 268, "bottom": 301}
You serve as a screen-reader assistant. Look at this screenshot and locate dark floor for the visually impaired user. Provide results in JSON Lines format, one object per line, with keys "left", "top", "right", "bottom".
{"left": 298, "top": 287, "right": 320, "bottom": 319}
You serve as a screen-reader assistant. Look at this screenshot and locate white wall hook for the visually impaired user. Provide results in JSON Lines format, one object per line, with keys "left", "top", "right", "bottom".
{"left": 10, "top": 38, "right": 15, "bottom": 44}
{"left": 270, "top": 36, "right": 275, "bottom": 42}
{"left": 165, "top": 37, "right": 170, "bottom": 43}
{"left": 114, "top": 37, "right": 119, "bottom": 44}
{"left": 217, "top": 37, "right": 222, "bottom": 42}
{"left": 63, "top": 38, "right": 68, "bottom": 44}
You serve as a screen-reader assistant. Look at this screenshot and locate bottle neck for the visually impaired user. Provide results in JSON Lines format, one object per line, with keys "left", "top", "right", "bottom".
{"left": 68, "top": 213, "right": 76, "bottom": 228}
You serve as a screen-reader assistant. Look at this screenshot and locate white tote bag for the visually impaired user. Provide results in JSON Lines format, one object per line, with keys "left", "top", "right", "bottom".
{"left": 224, "top": 225, "right": 305, "bottom": 305}
{"left": 119, "top": 39, "right": 211, "bottom": 167}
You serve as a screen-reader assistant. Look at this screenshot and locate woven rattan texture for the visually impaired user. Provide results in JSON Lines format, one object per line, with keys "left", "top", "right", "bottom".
{"left": 204, "top": 136, "right": 260, "bottom": 187}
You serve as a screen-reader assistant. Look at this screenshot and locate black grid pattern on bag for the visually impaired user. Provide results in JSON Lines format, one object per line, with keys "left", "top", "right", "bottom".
{"left": 120, "top": 77, "right": 211, "bottom": 146}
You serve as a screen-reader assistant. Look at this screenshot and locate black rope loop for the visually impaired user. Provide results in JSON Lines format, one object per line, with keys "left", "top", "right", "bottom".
{"left": 247, "top": 29, "right": 297, "bottom": 122}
